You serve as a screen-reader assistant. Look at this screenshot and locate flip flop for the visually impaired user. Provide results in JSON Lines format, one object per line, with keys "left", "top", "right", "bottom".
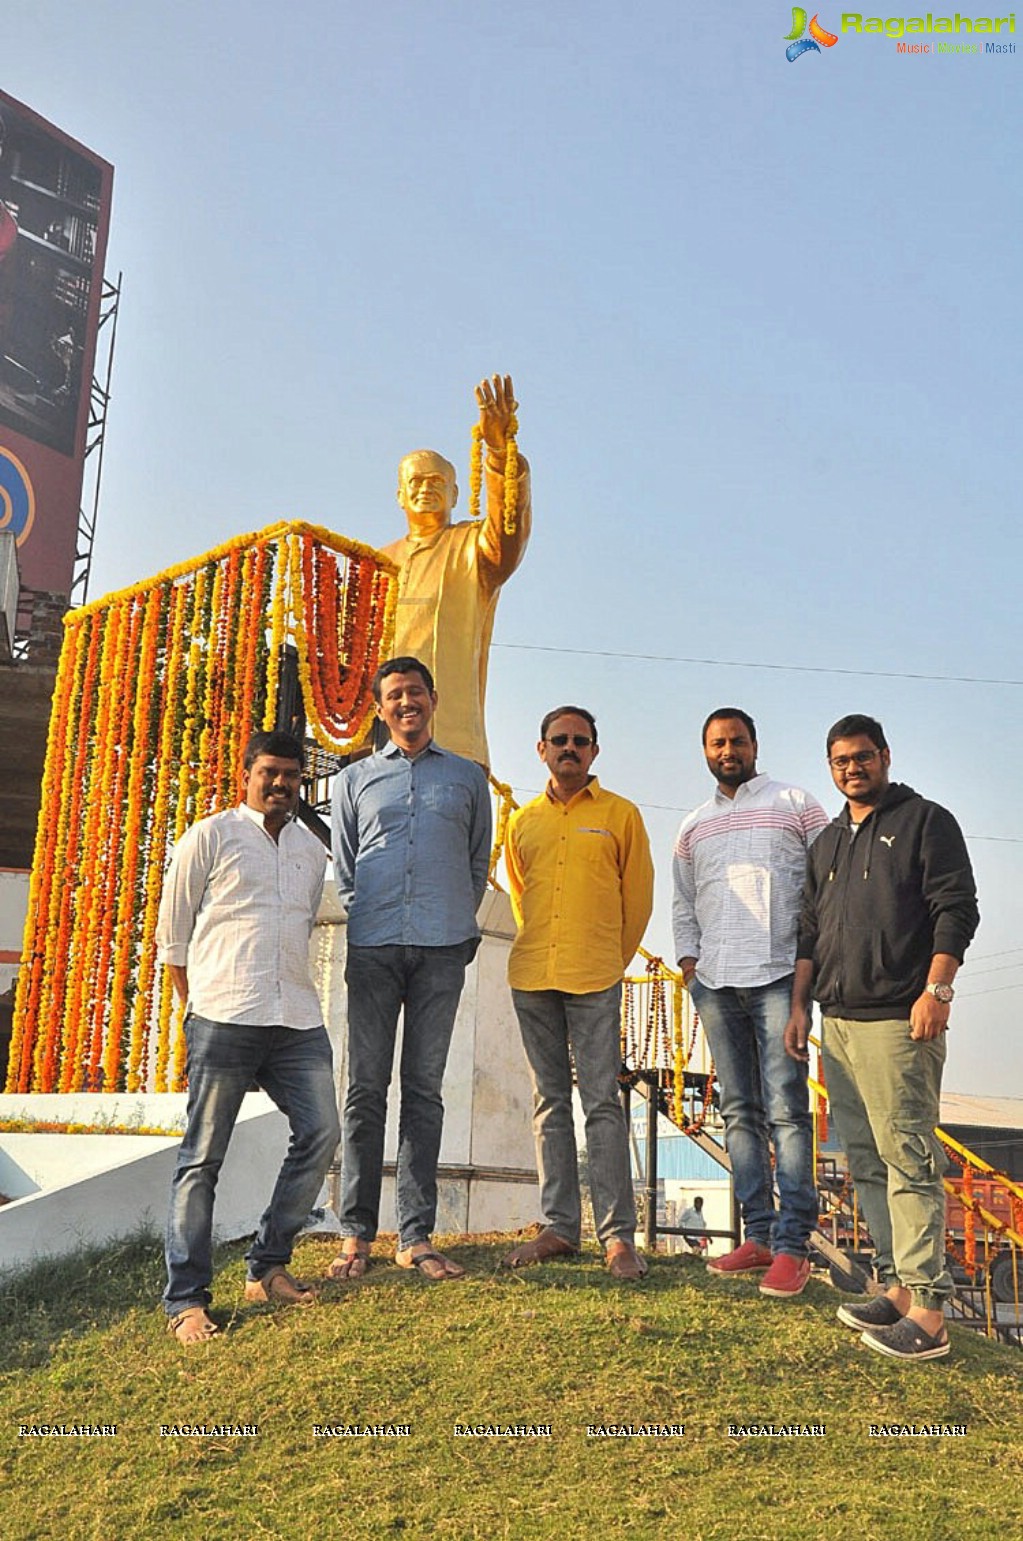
{"left": 395, "top": 1247, "right": 466, "bottom": 1281}
{"left": 167, "top": 1306, "right": 219, "bottom": 1345}
{"left": 326, "top": 1240, "right": 371, "bottom": 1281}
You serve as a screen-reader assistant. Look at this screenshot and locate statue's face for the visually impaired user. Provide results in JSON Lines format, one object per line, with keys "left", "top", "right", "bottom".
{"left": 398, "top": 452, "right": 457, "bottom": 536}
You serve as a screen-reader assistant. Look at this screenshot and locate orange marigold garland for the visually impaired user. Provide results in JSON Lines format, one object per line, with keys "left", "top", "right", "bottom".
{"left": 11, "top": 522, "right": 394, "bottom": 1093}
{"left": 38, "top": 611, "right": 103, "bottom": 1092}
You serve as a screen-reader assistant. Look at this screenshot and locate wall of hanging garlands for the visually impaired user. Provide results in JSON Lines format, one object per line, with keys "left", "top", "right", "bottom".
{"left": 5, "top": 520, "right": 396, "bottom": 1096}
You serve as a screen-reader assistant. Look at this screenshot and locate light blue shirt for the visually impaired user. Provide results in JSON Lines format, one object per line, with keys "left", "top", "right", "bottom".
{"left": 331, "top": 740, "right": 492, "bottom": 947}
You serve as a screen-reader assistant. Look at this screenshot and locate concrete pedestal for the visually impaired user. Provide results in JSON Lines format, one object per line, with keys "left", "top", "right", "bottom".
{"left": 316, "top": 884, "right": 539, "bottom": 1236}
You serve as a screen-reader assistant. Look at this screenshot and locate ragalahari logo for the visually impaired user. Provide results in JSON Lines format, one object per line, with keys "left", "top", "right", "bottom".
{"left": 785, "top": 8, "right": 840, "bottom": 59}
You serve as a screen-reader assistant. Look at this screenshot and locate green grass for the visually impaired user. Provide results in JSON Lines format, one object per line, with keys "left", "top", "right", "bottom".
{"left": 1, "top": 1233, "right": 1020, "bottom": 1541}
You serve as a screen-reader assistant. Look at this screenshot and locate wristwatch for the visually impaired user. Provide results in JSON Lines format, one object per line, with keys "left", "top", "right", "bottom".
{"left": 925, "top": 981, "right": 955, "bottom": 1004}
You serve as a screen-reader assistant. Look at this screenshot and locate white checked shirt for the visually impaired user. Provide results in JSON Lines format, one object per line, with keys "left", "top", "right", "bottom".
{"left": 156, "top": 804, "right": 327, "bottom": 1028}
{"left": 672, "top": 773, "right": 829, "bottom": 990}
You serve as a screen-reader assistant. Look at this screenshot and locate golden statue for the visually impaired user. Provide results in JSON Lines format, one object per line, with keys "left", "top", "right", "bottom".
{"left": 379, "top": 374, "right": 531, "bottom": 769}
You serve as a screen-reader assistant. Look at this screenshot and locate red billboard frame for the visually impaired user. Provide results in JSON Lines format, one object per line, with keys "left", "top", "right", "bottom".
{"left": 0, "top": 90, "right": 113, "bottom": 596}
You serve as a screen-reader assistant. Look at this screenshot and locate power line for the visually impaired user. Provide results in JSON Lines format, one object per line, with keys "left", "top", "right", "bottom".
{"left": 509, "top": 787, "right": 1023, "bottom": 845}
{"left": 494, "top": 641, "right": 1023, "bottom": 688}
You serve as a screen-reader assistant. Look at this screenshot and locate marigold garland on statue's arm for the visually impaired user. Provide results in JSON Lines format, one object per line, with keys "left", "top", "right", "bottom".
{"left": 469, "top": 423, "right": 483, "bottom": 520}
{"left": 502, "top": 414, "right": 519, "bottom": 536}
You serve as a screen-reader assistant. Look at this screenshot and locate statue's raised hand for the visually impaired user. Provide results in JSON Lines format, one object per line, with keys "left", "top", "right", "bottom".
{"left": 475, "top": 374, "right": 518, "bottom": 456}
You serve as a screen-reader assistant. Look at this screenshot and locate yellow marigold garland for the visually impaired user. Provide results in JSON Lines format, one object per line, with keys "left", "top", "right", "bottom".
{"left": 468, "top": 424, "right": 484, "bottom": 519}
{"left": 5, "top": 610, "right": 82, "bottom": 1091}
{"left": 467, "top": 419, "right": 520, "bottom": 534}
{"left": 502, "top": 412, "right": 520, "bottom": 535}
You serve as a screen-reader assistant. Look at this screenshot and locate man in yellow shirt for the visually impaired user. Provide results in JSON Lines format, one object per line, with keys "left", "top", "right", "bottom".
{"left": 501, "top": 706, "right": 654, "bottom": 1279}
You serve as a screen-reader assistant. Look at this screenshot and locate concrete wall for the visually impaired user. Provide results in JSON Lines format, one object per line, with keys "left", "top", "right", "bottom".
{"left": 0, "top": 866, "right": 29, "bottom": 992}
{"left": 0, "top": 1093, "right": 294, "bottom": 1273}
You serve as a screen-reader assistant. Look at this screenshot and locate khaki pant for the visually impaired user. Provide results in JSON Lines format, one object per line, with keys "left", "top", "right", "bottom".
{"left": 822, "top": 1016, "right": 951, "bottom": 1311}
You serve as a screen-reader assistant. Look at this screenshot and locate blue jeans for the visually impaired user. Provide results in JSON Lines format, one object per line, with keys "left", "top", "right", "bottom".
{"left": 341, "top": 941, "right": 475, "bottom": 1249}
{"left": 163, "top": 1016, "right": 341, "bottom": 1315}
{"left": 512, "top": 984, "right": 636, "bottom": 1248}
{"left": 690, "top": 975, "right": 817, "bottom": 1258}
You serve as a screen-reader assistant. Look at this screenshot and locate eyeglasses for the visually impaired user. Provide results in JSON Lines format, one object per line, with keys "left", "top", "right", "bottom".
{"left": 545, "top": 734, "right": 594, "bottom": 748}
{"left": 828, "top": 749, "right": 881, "bottom": 771}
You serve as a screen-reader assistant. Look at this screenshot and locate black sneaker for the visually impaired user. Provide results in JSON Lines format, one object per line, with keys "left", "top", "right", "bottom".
{"left": 836, "top": 1296, "right": 903, "bottom": 1330}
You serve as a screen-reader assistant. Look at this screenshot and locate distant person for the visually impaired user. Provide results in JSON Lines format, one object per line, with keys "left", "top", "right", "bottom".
{"left": 379, "top": 374, "right": 531, "bottom": 768}
{"left": 786, "top": 714, "right": 979, "bottom": 1361}
{"left": 501, "top": 706, "right": 654, "bottom": 1280}
{"left": 330, "top": 657, "right": 491, "bottom": 1281}
{"left": 672, "top": 708, "right": 829, "bottom": 1298}
{"left": 679, "top": 1195, "right": 708, "bottom": 1255}
{"left": 156, "top": 731, "right": 340, "bottom": 1345}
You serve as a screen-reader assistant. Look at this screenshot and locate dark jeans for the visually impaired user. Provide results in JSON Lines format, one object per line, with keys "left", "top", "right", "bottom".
{"left": 163, "top": 1016, "right": 341, "bottom": 1315}
{"left": 341, "top": 941, "right": 475, "bottom": 1248}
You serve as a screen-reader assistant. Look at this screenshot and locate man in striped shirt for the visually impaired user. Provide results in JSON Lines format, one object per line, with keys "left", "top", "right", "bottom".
{"left": 672, "top": 708, "right": 828, "bottom": 1298}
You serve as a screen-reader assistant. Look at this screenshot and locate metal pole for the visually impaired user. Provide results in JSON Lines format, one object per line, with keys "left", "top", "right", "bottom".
{"left": 644, "top": 1073, "right": 658, "bottom": 1253}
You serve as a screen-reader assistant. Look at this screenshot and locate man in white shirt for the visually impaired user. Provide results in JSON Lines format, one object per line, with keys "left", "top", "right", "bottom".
{"left": 156, "top": 731, "right": 340, "bottom": 1343}
{"left": 672, "top": 708, "right": 828, "bottom": 1299}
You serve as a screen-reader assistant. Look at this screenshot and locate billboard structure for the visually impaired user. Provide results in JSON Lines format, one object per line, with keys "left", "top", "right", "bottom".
{"left": 0, "top": 89, "right": 113, "bottom": 598}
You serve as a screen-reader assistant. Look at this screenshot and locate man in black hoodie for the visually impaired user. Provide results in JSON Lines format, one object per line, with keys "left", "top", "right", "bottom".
{"left": 785, "top": 714, "right": 978, "bottom": 1362}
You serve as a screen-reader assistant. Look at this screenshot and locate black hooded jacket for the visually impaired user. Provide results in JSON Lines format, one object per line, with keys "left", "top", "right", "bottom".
{"left": 795, "top": 782, "right": 979, "bottom": 1021}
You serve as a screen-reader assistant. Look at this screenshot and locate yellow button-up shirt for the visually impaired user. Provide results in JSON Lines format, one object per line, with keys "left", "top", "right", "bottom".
{"left": 506, "top": 778, "right": 654, "bottom": 994}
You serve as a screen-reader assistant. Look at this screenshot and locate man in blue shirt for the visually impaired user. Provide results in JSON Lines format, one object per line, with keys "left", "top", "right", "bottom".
{"left": 330, "top": 656, "right": 492, "bottom": 1281}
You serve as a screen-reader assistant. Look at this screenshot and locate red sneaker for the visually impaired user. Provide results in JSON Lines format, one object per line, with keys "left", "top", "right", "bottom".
{"left": 706, "top": 1240, "right": 773, "bottom": 1276}
{"left": 758, "top": 1253, "right": 811, "bottom": 1298}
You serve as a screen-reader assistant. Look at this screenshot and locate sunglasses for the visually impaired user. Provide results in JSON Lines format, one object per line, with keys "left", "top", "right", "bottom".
{"left": 545, "top": 734, "right": 594, "bottom": 748}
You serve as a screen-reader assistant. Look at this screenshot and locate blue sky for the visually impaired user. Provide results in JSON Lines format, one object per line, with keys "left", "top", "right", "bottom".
{"left": 7, "top": 3, "right": 1020, "bottom": 1094}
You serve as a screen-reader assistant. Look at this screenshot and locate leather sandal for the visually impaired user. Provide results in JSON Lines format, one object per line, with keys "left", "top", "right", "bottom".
{"left": 243, "top": 1265, "right": 317, "bottom": 1306}
{"left": 605, "top": 1240, "right": 649, "bottom": 1280}
{"left": 395, "top": 1245, "right": 466, "bottom": 1280}
{"left": 501, "top": 1227, "right": 577, "bottom": 1268}
{"left": 168, "top": 1306, "right": 218, "bottom": 1344}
